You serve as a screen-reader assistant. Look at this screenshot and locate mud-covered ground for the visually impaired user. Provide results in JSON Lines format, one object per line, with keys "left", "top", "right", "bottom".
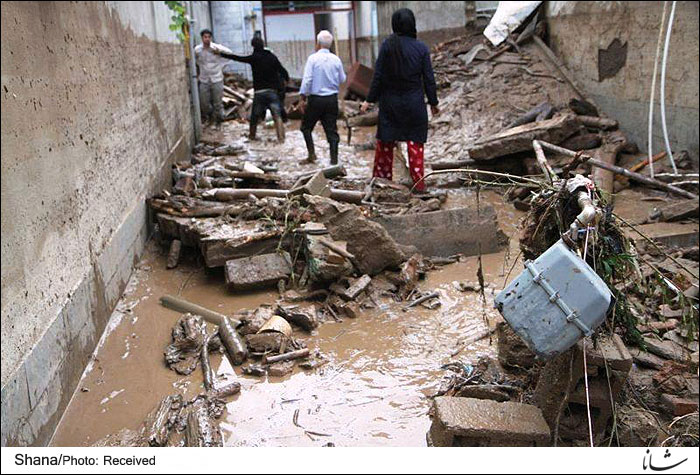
{"left": 50, "top": 118, "right": 527, "bottom": 446}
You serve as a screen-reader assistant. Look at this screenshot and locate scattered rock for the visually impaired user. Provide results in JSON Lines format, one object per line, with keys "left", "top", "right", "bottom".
{"left": 268, "top": 360, "right": 295, "bottom": 377}
{"left": 278, "top": 303, "right": 319, "bottom": 332}
{"left": 245, "top": 332, "right": 286, "bottom": 354}
{"left": 497, "top": 322, "right": 536, "bottom": 368}
{"left": 660, "top": 394, "right": 699, "bottom": 417}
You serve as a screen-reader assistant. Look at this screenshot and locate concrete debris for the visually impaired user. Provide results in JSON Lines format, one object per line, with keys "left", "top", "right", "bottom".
{"left": 496, "top": 321, "right": 536, "bottom": 368}
{"left": 375, "top": 206, "right": 508, "bottom": 258}
{"left": 305, "top": 195, "right": 406, "bottom": 275}
{"left": 331, "top": 275, "right": 372, "bottom": 301}
{"left": 267, "top": 360, "right": 295, "bottom": 378}
{"left": 428, "top": 397, "right": 550, "bottom": 447}
{"left": 225, "top": 252, "right": 292, "bottom": 291}
{"left": 660, "top": 394, "right": 699, "bottom": 417}
{"left": 238, "top": 306, "right": 275, "bottom": 336}
{"left": 245, "top": 332, "right": 287, "bottom": 354}
{"left": 467, "top": 114, "right": 581, "bottom": 161}
{"left": 60, "top": 18, "right": 699, "bottom": 450}
{"left": 166, "top": 239, "right": 182, "bottom": 269}
{"left": 277, "top": 304, "right": 319, "bottom": 332}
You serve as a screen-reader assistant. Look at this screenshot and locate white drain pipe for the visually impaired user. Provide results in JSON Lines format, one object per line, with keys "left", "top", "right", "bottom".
{"left": 660, "top": 1, "right": 678, "bottom": 174}
{"left": 647, "top": 1, "right": 668, "bottom": 178}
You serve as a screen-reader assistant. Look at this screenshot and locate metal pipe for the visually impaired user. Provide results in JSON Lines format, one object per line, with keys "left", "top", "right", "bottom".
{"left": 187, "top": 1, "right": 202, "bottom": 143}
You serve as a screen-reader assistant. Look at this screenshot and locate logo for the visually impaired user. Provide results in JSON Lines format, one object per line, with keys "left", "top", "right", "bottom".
{"left": 643, "top": 449, "right": 688, "bottom": 471}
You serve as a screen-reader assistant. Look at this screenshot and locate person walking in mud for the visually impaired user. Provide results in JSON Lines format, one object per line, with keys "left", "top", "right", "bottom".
{"left": 360, "top": 8, "right": 439, "bottom": 192}
{"left": 194, "top": 29, "right": 234, "bottom": 130}
{"left": 214, "top": 36, "right": 288, "bottom": 142}
{"left": 299, "top": 30, "right": 347, "bottom": 164}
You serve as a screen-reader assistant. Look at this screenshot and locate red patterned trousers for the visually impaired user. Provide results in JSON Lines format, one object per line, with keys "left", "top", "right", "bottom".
{"left": 372, "top": 140, "right": 426, "bottom": 192}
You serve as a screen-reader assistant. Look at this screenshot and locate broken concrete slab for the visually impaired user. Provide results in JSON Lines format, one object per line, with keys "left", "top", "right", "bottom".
{"left": 467, "top": 114, "right": 580, "bottom": 161}
{"left": 643, "top": 337, "right": 690, "bottom": 362}
{"left": 331, "top": 275, "right": 372, "bottom": 301}
{"left": 374, "top": 206, "right": 508, "bottom": 258}
{"left": 454, "top": 385, "right": 510, "bottom": 402}
{"left": 497, "top": 321, "right": 536, "bottom": 368}
{"left": 244, "top": 332, "right": 286, "bottom": 354}
{"left": 305, "top": 234, "right": 353, "bottom": 282}
{"left": 225, "top": 252, "right": 292, "bottom": 291}
{"left": 630, "top": 222, "right": 699, "bottom": 249}
{"left": 277, "top": 304, "right": 319, "bottom": 332}
{"left": 658, "top": 200, "right": 700, "bottom": 222}
{"left": 156, "top": 213, "right": 281, "bottom": 267}
{"left": 290, "top": 170, "right": 330, "bottom": 197}
{"left": 267, "top": 360, "right": 295, "bottom": 378}
{"left": 306, "top": 196, "right": 406, "bottom": 275}
{"left": 660, "top": 394, "right": 699, "bottom": 417}
{"left": 574, "top": 334, "right": 632, "bottom": 373}
{"left": 629, "top": 348, "right": 667, "bottom": 370}
{"left": 428, "top": 397, "right": 550, "bottom": 447}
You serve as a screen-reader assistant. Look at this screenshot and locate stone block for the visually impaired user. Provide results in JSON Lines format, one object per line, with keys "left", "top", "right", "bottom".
{"left": 660, "top": 394, "right": 699, "bottom": 417}
{"left": 374, "top": 206, "right": 508, "bottom": 258}
{"left": 427, "top": 397, "right": 550, "bottom": 447}
{"left": 225, "top": 252, "right": 292, "bottom": 291}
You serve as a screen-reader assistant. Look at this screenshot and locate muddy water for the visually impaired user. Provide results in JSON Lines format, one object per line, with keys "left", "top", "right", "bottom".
{"left": 51, "top": 124, "right": 526, "bottom": 446}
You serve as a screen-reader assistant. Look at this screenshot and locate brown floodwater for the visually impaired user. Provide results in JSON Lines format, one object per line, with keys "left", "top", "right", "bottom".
{"left": 51, "top": 122, "right": 526, "bottom": 447}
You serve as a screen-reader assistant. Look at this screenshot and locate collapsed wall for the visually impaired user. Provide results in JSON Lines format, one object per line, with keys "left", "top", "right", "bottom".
{"left": 0, "top": 1, "right": 196, "bottom": 445}
{"left": 545, "top": 1, "right": 699, "bottom": 165}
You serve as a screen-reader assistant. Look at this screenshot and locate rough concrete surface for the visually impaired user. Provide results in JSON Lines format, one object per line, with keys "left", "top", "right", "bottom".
{"left": 374, "top": 206, "right": 508, "bottom": 258}
{"left": 1, "top": 1, "right": 194, "bottom": 445}
{"left": 546, "top": 1, "right": 699, "bottom": 164}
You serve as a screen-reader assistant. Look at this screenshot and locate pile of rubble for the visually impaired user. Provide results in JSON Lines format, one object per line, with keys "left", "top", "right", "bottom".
{"left": 129, "top": 17, "right": 698, "bottom": 448}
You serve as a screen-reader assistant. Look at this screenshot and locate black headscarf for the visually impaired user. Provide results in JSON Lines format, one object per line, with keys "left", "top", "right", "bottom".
{"left": 387, "top": 8, "right": 417, "bottom": 77}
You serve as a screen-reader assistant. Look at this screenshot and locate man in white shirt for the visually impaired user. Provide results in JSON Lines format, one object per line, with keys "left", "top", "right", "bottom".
{"left": 194, "top": 29, "right": 233, "bottom": 128}
{"left": 299, "top": 30, "right": 347, "bottom": 164}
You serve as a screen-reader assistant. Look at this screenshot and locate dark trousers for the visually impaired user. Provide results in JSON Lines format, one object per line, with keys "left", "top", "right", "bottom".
{"left": 278, "top": 90, "right": 288, "bottom": 122}
{"left": 300, "top": 94, "right": 339, "bottom": 145}
{"left": 250, "top": 89, "right": 282, "bottom": 124}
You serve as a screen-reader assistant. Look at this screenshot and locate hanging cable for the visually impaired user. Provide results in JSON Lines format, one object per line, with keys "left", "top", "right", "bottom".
{"left": 647, "top": 1, "right": 668, "bottom": 178}
{"left": 660, "top": 1, "right": 678, "bottom": 174}
{"left": 581, "top": 190, "right": 595, "bottom": 447}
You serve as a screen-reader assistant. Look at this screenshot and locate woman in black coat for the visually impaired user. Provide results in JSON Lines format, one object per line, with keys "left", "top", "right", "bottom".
{"left": 360, "top": 8, "right": 439, "bottom": 192}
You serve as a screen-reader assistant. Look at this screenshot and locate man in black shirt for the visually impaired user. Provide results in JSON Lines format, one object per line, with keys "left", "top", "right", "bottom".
{"left": 215, "top": 37, "right": 289, "bottom": 142}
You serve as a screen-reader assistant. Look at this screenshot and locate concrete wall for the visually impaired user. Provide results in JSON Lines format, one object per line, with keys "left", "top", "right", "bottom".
{"left": 1, "top": 1, "right": 194, "bottom": 446}
{"left": 191, "top": 0, "right": 214, "bottom": 45}
{"left": 546, "top": 1, "right": 699, "bottom": 164}
{"left": 376, "top": 1, "right": 467, "bottom": 47}
{"left": 211, "top": 0, "right": 261, "bottom": 78}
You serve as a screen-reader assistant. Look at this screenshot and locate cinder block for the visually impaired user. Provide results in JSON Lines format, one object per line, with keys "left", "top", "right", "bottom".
{"left": 225, "top": 252, "right": 292, "bottom": 290}
{"left": 428, "top": 397, "right": 550, "bottom": 447}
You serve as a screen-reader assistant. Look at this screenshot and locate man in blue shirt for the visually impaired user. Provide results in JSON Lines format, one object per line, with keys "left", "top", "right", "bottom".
{"left": 299, "top": 30, "right": 347, "bottom": 164}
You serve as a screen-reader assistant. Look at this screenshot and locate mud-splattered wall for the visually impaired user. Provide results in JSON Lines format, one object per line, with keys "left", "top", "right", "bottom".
{"left": 1, "top": 1, "right": 196, "bottom": 446}
{"left": 546, "top": 1, "right": 699, "bottom": 164}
